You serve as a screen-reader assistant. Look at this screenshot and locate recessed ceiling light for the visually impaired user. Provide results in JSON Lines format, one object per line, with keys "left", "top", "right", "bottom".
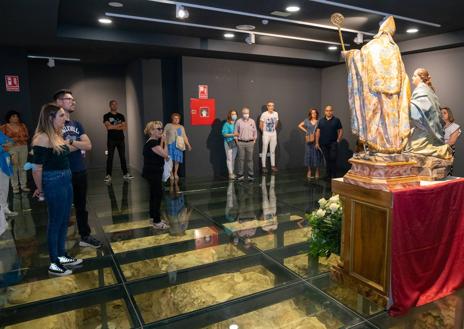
{"left": 229, "top": 325, "right": 239, "bottom": 329}
{"left": 406, "top": 28, "right": 419, "bottom": 34}
{"left": 328, "top": 46, "right": 338, "bottom": 51}
{"left": 286, "top": 5, "right": 300, "bottom": 13}
{"left": 224, "top": 32, "right": 235, "bottom": 39}
{"left": 108, "top": 1, "right": 123, "bottom": 7}
{"left": 98, "top": 17, "right": 113, "bottom": 24}
{"left": 236, "top": 24, "right": 255, "bottom": 31}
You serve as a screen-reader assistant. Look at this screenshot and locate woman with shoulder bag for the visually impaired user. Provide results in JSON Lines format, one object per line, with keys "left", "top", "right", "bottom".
{"left": 222, "top": 110, "right": 238, "bottom": 179}
{"left": 298, "top": 108, "right": 322, "bottom": 179}
{"left": 164, "top": 113, "right": 192, "bottom": 181}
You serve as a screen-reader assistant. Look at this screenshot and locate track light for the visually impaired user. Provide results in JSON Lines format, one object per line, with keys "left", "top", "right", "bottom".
{"left": 176, "top": 4, "right": 189, "bottom": 19}
{"left": 245, "top": 33, "right": 255, "bottom": 45}
{"left": 47, "top": 58, "right": 55, "bottom": 68}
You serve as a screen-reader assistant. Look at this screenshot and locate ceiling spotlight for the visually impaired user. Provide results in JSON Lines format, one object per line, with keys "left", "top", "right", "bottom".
{"left": 262, "top": 19, "right": 269, "bottom": 25}
{"left": 406, "top": 28, "right": 419, "bottom": 34}
{"left": 108, "top": 1, "right": 123, "bottom": 7}
{"left": 224, "top": 32, "right": 235, "bottom": 39}
{"left": 328, "top": 46, "right": 338, "bottom": 51}
{"left": 176, "top": 4, "right": 189, "bottom": 19}
{"left": 353, "top": 32, "right": 364, "bottom": 45}
{"left": 285, "top": 5, "right": 300, "bottom": 13}
{"left": 229, "top": 324, "right": 239, "bottom": 329}
{"left": 245, "top": 33, "right": 256, "bottom": 45}
{"left": 98, "top": 17, "right": 112, "bottom": 24}
{"left": 47, "top": 58, "right": 55, "bottom": 68}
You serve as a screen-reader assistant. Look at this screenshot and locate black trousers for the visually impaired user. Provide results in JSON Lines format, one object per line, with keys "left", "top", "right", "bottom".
{"left": 106, "top": 139, "right": 128, "bottom": 176}
{"left": 146, "top": 171, "right": 163, "bottom": 223}
{"left": 321, "top": 142, "right": 338, "bottom": 179}
{"left": 72, "top": 170, "right": 91, "bottom": 238}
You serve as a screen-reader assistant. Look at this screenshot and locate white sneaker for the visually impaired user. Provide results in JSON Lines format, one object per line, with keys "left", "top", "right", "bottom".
{"left": 104, "top": 175, "right": 112, "bottom": 183}
{"left": 153, "top": 220, "right": 170, "bottom": 230}
{"left": 123, "top": 173, "right": 134, "bottom": 180}
{"left": 48, "top": 262, "right": 72, "bottom": 276}
{"left": 58, "top": 255, "right": 83, "bottom": 267}
{"left": 4, "top": 208, "right": 18, "bottom": 217}
{"left": 229, "top": 173, "right": 236, "bottom": 180}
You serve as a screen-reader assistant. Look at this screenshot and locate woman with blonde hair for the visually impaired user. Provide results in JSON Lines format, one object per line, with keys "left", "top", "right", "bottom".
{"left": 143, "top": 120, "right": 170, "bottom": 229}
{"left": 31, "top": 103, "right": 82, "bottom": 276}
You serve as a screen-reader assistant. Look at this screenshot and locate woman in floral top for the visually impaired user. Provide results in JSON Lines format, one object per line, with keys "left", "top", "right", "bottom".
{"left": 1, "top": 111, "right": 30, "bottom": 193}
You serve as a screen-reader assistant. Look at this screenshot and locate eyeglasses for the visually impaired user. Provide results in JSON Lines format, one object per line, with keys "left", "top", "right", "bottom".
{"left": 155, "top": 128, "right": 163, "bottom": 131}
{"left": 60, "top": 97, "right": 75, "bottom": 102}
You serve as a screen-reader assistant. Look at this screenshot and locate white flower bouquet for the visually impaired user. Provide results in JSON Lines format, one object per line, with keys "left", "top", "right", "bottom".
{"left": 306, "top": 194, "right": 342, "bottom": 258}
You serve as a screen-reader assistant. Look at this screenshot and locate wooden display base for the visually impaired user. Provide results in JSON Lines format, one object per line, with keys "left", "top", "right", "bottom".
{"left": 332, "top": 179, "right": 393, "bottom": 301}
{"left": 344, "top": 158, "right": 419, "bottom": 191}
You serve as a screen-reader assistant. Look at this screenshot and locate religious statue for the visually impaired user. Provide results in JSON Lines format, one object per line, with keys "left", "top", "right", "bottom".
{"left": 405, "top": 68, "right": 452, "bottom": 159}
{"left": 343, "top": 16, "right": 411, "bottom": 153}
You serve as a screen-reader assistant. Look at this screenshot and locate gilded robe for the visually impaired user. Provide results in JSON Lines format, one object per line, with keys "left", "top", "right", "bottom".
{"left": 345, "top": 16, "right": 411, "bottom": 153}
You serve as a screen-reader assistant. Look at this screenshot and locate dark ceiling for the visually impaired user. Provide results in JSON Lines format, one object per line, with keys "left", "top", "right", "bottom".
{"left": 1, "top": 0, "right": 464, "bottom": 67}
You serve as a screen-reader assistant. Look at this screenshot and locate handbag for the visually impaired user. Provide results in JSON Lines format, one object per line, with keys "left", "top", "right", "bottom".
{"left": 305, "top": 120, "right": 317, "bottom": 144}
{"left": 163, "top": 158, "right": 173, "bottom": 182}
{"left": 226, "top": 140, "right": 237, "bottom": 149}
{"left": 175, "top": 128, "right": 186, "bottom": 151}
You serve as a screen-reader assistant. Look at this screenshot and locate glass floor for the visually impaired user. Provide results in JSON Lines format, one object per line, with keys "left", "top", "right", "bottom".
{"left": 1, "top": 169, "right": 464, "bottom": 328}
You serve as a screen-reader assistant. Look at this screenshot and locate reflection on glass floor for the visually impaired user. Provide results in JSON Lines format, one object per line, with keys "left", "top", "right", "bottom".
{"left": 2, "top": 169, "right": 464, "bottom": 328}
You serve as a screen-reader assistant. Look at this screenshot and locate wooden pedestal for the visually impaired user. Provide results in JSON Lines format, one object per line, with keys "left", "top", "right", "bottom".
{"left": 332, "top": 178, "right": 392, "bottom": 302}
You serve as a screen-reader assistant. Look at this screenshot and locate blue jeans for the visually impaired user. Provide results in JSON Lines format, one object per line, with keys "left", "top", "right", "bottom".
{"left": 43, "top": 169, "right": 73, "bottom": 263}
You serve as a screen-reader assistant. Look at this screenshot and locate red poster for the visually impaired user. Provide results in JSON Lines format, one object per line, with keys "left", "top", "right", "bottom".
{"left": 198, "top": 85, "right": 208, "bottom": 99}
{"left": 5, "top": 75, "right": 20, "bottom": 92}
{"left": 190, "top": 98, "right": 216, "bottom": 125}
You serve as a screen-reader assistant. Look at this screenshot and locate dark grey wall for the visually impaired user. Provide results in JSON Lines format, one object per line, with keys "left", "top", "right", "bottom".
{"left": 28, "top": 61, "right": 126, "bottom": 169}
{"left": 0, "top": 48, "right": 32, "bottom": 128}
{"left": 125, "top": 59, "right": 163, "bottom": 172}
{"left": 182, "top": 56, "right": 321, "bottom": 178}
{"left": 321, "top": 46, "right": 464, "bottom": 177}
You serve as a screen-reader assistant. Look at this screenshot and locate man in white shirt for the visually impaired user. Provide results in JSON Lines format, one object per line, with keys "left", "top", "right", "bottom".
{"left": 259, "top": 101, "right": 279, "bottom": 173}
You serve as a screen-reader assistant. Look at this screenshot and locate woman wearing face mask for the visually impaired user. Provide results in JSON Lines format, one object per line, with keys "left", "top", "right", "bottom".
{"left": 222, "top": 110, "right": 238, "bottom": 179}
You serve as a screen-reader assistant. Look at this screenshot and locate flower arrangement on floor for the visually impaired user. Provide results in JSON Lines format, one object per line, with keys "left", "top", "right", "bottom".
{"left": 306, "top": 194, "right": 342, "bottom": 258}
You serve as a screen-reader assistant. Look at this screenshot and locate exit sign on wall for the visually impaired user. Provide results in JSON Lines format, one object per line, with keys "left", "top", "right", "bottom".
{"left": 5, "top": 75, "right": 20, "bottom": 92}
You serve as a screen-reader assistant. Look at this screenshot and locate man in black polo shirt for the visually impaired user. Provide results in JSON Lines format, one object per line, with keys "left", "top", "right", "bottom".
{"left": 103, "top": 100, "right": 133, "bottom": 183}
{"left": 315, "top": 105, "right": 343, "bottom": 180}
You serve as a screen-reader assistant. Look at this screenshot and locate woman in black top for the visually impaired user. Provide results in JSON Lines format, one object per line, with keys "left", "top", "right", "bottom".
{"left": 143, "top": 121, "right": 170, "bottom": 229}
{"left": 31, "top": 103, "right": 82, "bottom": 276}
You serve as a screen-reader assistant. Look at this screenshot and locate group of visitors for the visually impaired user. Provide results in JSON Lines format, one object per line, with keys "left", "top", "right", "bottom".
{"left": 219, "top": 102, "right": 344, "bottom": 182}
{"left": 221, "top": 101, "right": 280, "bottom": 181}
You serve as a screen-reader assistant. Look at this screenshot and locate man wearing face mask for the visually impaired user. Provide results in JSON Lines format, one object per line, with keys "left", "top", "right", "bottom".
{"left": 234, "top": 107, "right": 257, "bottom": 181}
{"left": 222, "top": 110, "right": 239, "bottom": 179}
